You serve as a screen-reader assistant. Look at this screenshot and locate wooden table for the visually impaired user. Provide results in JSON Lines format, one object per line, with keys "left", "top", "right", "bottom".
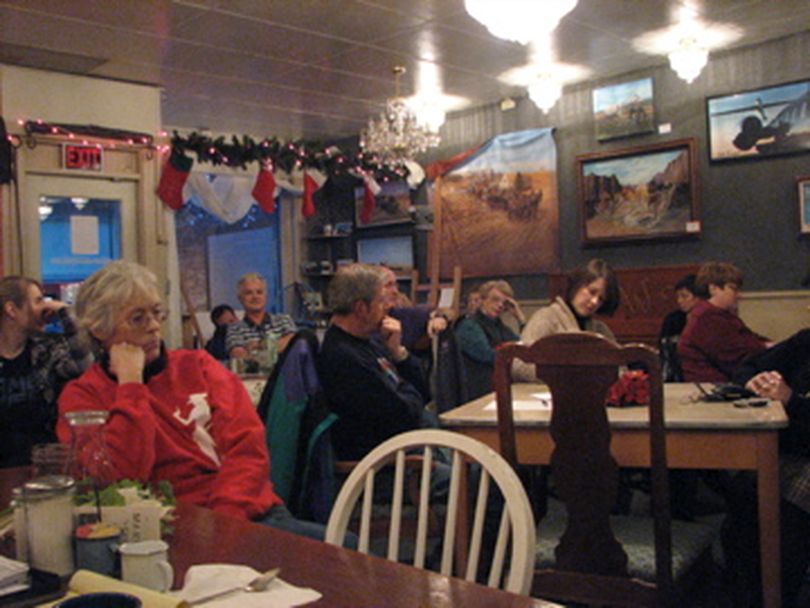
{"left": 0, "top": 467, "right": 557, "bottom": 608}
{"left": 440, "top": 383, "right": 789, "bottom": 608}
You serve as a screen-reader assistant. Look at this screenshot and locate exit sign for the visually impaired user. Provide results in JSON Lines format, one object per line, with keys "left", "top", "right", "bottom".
{"left": 63, "top": 144, "right": 103, "bottom": 171}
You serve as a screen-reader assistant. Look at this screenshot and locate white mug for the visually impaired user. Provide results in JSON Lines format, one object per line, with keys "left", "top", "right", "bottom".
{"left": 119, "top": 539, "right": 174, "bottom": 592}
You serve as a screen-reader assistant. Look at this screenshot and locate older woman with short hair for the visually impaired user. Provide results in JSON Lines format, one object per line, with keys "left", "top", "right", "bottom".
{"left": 677, "top": 261, "right": 770, "bottom": 382}
{"left": 512, "top": 259, "right": 619, "bottom": 382}
{"left": 57, "top": 261, "right": 326, "bottom": 540}
{"left": 456, "top": 279, "right": 526, "bottom": 399}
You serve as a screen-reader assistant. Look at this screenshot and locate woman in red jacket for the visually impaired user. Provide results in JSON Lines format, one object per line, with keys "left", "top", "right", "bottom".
{"left": 57, "top": 261, "right": 326, "bottom": 540}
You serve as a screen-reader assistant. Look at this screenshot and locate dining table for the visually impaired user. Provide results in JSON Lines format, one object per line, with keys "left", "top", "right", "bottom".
{"left": 0, "top": 466, "right": 559, "bottom": 607}
{"left": 439, "top": 382, "right": 789, "bottom": 608}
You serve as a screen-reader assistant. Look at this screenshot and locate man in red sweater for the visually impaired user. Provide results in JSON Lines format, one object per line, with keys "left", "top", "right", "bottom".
{"left": 678, "top": 261, "right": 770, "bottom": 382}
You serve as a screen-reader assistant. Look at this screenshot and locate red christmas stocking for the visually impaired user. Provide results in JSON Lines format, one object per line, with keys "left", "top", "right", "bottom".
{"left": 302, "top": 169, "right": 326, "bottom": 218}
{"left": 156, "top": 150, "right": 193, "bottom": 210}
{"left": 252, "top": 165, "right": 277, "bottom": 213}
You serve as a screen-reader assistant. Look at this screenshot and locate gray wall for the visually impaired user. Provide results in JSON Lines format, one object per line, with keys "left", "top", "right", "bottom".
{"left": 424, "top": 31, "right": 810, "bottom": 298}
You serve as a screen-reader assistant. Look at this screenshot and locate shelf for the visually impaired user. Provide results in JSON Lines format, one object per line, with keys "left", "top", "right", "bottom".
{"left": 304, "top": 271, "right": 336, "bottom": 277}
{"left": 306, "top": 234, "right": 351, "bottom": 240}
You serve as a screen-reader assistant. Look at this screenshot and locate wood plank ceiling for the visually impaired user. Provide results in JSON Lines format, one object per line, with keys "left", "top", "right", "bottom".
{"left": 0, "top": 0, "right": 808, "bottom": 140}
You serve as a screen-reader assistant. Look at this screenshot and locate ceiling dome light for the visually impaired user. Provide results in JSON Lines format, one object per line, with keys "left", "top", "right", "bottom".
{"left": 464, "top": 0, "right": 578, "bottom": 44}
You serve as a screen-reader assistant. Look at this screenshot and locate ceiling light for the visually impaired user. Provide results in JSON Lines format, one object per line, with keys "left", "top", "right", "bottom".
{"left": 668, "top": 37, "right": 708, "bottom": 83}
{"left": 38, "top": 204, "right": 53, "bottom": 221}
{"left": 528, "top": 73, "right": 563, "bottom": 113}
{"left": 464, "top": 0, "right": 578, "bottom": 44}
{"left": 360, "top": 66, "right": 440, "bottom": 165}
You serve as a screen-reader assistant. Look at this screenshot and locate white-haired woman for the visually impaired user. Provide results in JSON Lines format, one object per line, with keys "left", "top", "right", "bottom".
{"left": 56, "top": 261, "right": 326, "bottom": 540}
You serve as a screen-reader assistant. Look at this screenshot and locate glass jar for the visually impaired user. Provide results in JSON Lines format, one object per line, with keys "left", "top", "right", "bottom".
{"left": 13, "top": 475, "right": 76, "bottom": 575}
{"left": 65, "top": 410, "right": 118, "bottom": 519}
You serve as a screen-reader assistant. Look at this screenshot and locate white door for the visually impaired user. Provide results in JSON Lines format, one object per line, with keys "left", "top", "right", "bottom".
{"left": 23, "top": 175, "right": 138, "bottom": 286}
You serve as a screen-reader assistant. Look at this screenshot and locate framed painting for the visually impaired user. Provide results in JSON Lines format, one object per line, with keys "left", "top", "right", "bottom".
{"left": 354, "top": 180, "right": 413, "bottom": 227}
{"left": 593, "top": 77, "right": 655, "bottom": 141}
{"left": 577, "top": 138, "right": 700, "bottom": 245}
{"left": 799, "top": 176, "right": 810, "bottom": 235}
{"left": 706, "top": 79, "right": 810, "bottom": 162}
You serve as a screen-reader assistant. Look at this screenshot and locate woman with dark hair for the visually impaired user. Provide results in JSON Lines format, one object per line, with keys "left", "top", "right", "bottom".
{"left": 513, "top": 259, "right": 619, "bottom": 382}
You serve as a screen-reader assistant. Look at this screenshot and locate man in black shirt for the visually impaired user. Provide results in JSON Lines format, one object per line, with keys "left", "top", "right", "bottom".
{"left": 0, "top": 276, "right": 91, "bottom": 467}
{"left": 319, "top": 264, "right": 430, "bottom": 461}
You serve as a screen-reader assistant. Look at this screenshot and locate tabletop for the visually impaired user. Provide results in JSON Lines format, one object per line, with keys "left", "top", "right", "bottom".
{"left": 441, "top": 382, "right": 788, "bottom": 430}
{"left": 0, "top": 467, "right": 558, "bottom": 608}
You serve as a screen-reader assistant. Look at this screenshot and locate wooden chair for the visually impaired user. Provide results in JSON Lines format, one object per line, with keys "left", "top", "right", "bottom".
{"left": 493, "top": 332, "right": 718, "bottom": 607}
{"left": 410, "top": 265, "right": 463, "bottom": 320}
{"left": 325, "top": 429, "right": 536, "bottom": 595}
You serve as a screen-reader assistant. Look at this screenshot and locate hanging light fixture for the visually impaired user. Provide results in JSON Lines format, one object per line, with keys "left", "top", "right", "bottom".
{"left": 360, "top": 66, "right": 440, "bottom": 166}
{"left": 668, "top": 36, "right": 708, "bottom": 83}
{"left": 527, "top": 72, "right": 563, "bottom": 114}
{"left": 464, "top": 0, "right": 578, "bottom": 44}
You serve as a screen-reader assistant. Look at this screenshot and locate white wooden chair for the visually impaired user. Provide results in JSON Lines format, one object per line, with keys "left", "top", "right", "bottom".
{"left": 325, "top": 429, "right": 536, "bottom": 595}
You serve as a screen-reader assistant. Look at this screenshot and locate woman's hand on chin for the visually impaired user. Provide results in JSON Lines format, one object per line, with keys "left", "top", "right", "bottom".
{"left": 109, "top": 342, "right": 146, "bottom": 384}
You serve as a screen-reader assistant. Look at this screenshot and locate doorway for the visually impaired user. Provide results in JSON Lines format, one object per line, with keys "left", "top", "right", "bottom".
{"left": 23, "top": 175, "right": 138, "bottom": 299}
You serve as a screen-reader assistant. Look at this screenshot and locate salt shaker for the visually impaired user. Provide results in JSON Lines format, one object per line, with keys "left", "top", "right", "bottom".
{"left": 13, "top": 475, "right": 76, "bottom": 576}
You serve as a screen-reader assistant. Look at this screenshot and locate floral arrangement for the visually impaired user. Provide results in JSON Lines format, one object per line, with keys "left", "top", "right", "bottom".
{"left": 605, "top": 370, "right": 650, "bottom": 407}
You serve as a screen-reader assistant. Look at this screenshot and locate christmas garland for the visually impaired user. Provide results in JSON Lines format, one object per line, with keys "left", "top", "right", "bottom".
{"left": 169, "top": 131, "right": 408, "bottom": 182}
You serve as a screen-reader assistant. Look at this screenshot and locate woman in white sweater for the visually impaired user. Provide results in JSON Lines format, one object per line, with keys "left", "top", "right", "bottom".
{"left": 513, "top": 259, "right": 620, "bottom": 381}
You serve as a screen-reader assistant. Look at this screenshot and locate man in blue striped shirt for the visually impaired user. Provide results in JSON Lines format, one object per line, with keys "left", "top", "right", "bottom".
{"left": 226, "top": 272, "right": 297, "bottom": 361}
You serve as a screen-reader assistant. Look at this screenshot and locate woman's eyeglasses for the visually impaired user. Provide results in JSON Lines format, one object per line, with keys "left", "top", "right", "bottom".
{"left": 125, "top": 306, "right": 167, "bottom": 330}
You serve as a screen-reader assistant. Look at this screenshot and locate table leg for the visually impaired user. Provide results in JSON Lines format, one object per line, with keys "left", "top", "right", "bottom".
{"left": 757, "top": 432, "right": 781, "bottom": 608}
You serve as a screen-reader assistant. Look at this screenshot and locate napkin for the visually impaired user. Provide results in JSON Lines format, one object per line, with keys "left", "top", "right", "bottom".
{"left": 172, "top": 564, "right": 321, "bottom": 607}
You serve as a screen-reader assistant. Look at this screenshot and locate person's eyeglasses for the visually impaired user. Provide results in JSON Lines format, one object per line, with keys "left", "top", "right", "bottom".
{"left": 125, "top": 306, "right": 167, "bottom": 330}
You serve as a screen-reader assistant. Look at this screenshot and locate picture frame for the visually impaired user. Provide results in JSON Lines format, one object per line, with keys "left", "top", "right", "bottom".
{"left": 798, "top": 175, "right": 810, "bottom": 235}
{"left": 577, "top": 138, "right": 700, "bottom": 245}
{"left": 592, "top": 77, "right": 655, "bottom": 141}
{"left": 706, "top": 79, "right": 810, "bottom": 162}
{"left": 354, "top": 180, "right": 413, "bottom": 228}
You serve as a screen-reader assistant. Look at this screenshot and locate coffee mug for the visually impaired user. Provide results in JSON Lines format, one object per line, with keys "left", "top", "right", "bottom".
{"left": 74, "top": 524, "right": 121, "bottom": 577}
{"left": 119, "top": 540, "right": 173, "bottom": 592}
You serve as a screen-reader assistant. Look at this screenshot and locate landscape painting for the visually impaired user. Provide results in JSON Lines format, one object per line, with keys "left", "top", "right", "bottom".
{"left": 578, "top": 138, "right": 700, "bottom": 245}
{"left": 433, "top": 128, "right": 559, "bottom": 278}
{"left": 593, "top": 77, "right": 655, "bottom": 141}
{"left": 707, "top": 79, "right": 810, "bottom": 161}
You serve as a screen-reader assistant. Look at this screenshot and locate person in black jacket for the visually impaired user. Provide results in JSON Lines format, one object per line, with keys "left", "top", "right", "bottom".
{"left": 318, "top": 264, "right": 432, "bottom": 461}
{"left": 727, "top": 330, "right": 810, "bottom": 608}
{"left": 204, "top": 304, "right": 237, "bottom": 361}
{"left": 658, "top": 273, "right": 699, "bottom": 382}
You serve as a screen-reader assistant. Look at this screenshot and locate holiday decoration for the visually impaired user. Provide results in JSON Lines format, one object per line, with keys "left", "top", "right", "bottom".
{"left": 156, "top": 149, "right": 194, "bottom": 210}
{"left": 359, "top": 174, "right": 382, "bottom": 225}
{"left": 302, "top": 169, "right": 326, "bottom": 218}
{"left": 252, "top": 162, "right": 278, "bottom": 214}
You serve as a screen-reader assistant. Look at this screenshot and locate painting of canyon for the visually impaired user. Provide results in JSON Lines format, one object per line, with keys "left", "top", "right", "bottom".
{"left": 578, "top": 138, "right": 699, "bottom": 244}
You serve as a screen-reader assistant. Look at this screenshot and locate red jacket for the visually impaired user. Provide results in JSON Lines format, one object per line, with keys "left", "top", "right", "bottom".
{"left": 57, "top": 349, "right": 282, "bottom": 520}
{"left": 677, "top": 299, "right": 767, "bottom": 382}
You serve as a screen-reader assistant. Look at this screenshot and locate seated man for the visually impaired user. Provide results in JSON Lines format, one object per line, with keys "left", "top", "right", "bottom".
{"left": 380, "top": 266, "right": 447, "bottom": 352}
{"left": 318, "top": 264, "right": 431, "bottom": 461}
{"left": 729, "top": 331, "right": 810, "bottom": 607}
{"left": 677, "top": 261, "right": 770, "bottom": 382}
{"left": 0, "top": 276, "right": 92, "bottom": 467}
{"left": 57, "top": 261, "right": 325, "bottom": 541}
{"left": 226, "top": 272, "right": 297, "bottom": 360}
{"left": 204, "top": 304, "right": 237, "bottom": 361}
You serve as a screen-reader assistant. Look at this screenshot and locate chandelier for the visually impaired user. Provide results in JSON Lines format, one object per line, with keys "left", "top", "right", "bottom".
{"left": 464, "top": 0, "right": 578, "bottom": 44}
{"left": 360, "top": 66, "right": 440, "bottom": 165}
{"left": 668, "top": 37, "right": 708, "bottom": 83}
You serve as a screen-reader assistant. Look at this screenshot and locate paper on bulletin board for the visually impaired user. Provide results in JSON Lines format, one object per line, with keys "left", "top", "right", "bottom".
{"left": 70, "top": 216, "right": 99, "bottom": 255}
